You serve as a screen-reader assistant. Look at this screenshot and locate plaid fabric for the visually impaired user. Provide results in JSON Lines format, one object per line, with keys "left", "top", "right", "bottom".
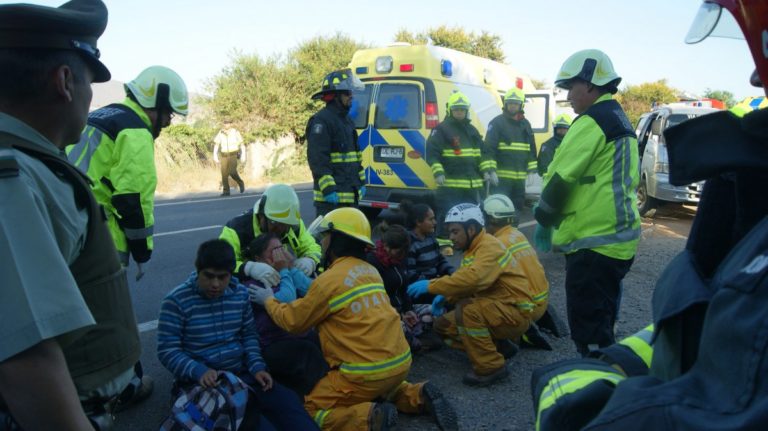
{"left": 160, "top": 371, "right": 249, "bottom": 431}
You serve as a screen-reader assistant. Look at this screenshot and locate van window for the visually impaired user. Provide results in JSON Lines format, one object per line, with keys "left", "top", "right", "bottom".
{"left": 349, "top": 84, "right": 373, "bottom": 129}
{"left": 374, "top": 83, "right": 422, "bottom": 130}
{"left": 524, "top": 94, "right": 549, "bottom": 133}
{"left": 666, "top": 113, "right": 699, "bottom": 129}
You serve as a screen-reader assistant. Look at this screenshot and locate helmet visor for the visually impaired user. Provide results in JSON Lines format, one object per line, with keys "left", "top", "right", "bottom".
{"left": 307, "top": 215, "right": 326, "bottom": 241}
{"left": 685, "top": 3, "right": 742, "bottom": 44}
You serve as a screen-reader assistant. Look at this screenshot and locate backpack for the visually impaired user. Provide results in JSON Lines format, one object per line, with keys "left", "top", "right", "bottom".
{"left": 159, "top": 371, "right": 249, "bottom": 431}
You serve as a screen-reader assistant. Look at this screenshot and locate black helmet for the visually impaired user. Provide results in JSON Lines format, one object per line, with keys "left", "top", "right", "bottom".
{"left": 311, "top": 68, "right": 364, "bottom": 100}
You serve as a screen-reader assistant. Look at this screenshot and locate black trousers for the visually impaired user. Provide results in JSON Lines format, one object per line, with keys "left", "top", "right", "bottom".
{"left": 491, "top": 178, "right": 526, "bottom": 224}
{"left": 220, "top": 152, "right": 244, "bottom": 194}
{"left": 565, "top": 249, "right": 634, "bottom": 352}
{"left": 434, "top": 186, "right": 480, "bottom": 238}
{"left": 261, "top": 337, "right": 328, "bottom": 398}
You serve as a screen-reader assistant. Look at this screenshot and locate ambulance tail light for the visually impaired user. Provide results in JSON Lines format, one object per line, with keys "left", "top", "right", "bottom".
{"left": 400, "top": 64, "right": 415, "bottom": 72}
{"left": 426, "top": 102, "right": 439, "bottom": 129}
{"left": 516, "top": 77, "right": 524, "bottom": 89}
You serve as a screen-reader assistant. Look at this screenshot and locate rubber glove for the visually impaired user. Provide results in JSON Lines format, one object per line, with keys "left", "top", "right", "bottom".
{"left": 295, "top": 257, "right": 316, "bottom": 276}
{"left": 244, "top": 262, "right": 280, "bottom": 288}
{"left": 435, "top": 175, "right": 445, "bottom": 186}
{"left": 489, "top": 170, "right": 499, "bottom": 186}
{"left": 249, "top": 285, "right": 274, "bottom": 305}
{"left": 359, "top": 186, "right": 366, "bottom": 199}
{"left": 533, "top": 224, "right": 553, "bottom": 253}
{"left": 431, "top": 295, "right": 446, "bottom": 318}
{"left": 407, "top": 279, "right": 430, "bottom": 298}
{"left": 325, "top": 192, "right": 339, "bottom": 204}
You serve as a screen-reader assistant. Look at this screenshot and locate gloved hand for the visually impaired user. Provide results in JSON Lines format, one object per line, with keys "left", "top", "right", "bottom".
{"left": 431, "top": 295, "right": 446, "bottom": 318}
{"left": 483, "top": 171, "right": 491, "bottom": 182}
{"left": 407, "top": 279, "right": 430, "bottom": 299}
{"left": 248, "top": 285, "right": 274, "bottom": 305}
{"left": 295, "top": 257, "right": 316, "bottom": 276}
{"left": 489, "top": 170, "right": 499, "bottom": 186}
{"left": 325, "top": 192, "right": 339, "bottom": 204}
{"left": 244, "top": 261, "right": 280, "bottom": 288}
{"left": 534, "top": 224, "right": 553, "bottom": 253}
{"left": 435, "top": 175, "right": 445, "bottom": 186}
{"left": 239, "top": 150, "right": 246, "bottom": 163}
{"left": 359, "top": 186, "right": 366, "bottom": 199}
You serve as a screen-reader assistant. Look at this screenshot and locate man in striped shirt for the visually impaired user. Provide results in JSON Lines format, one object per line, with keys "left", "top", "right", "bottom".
{"left": 157, "top": 239, "right": 317, "bottom": 430}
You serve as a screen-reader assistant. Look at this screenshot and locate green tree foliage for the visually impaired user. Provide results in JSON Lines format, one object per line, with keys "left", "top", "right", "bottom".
{"left": 616, "top": 80, "right": 679, "bottom": 126}
{"left": 702, "top": 88, "right": 736, "bottom": 107}
{"left": 393, "top": 26, "right": 505, "bottom": 61}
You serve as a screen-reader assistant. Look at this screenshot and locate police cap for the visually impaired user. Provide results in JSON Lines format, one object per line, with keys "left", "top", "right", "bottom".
{"left": 0, "top": 0, "right": 110, "bottom": 82}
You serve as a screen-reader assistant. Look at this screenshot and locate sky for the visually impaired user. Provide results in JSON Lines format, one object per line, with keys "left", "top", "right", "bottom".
{"left": 20, "top": 0, "right": 761, "bottom": 100}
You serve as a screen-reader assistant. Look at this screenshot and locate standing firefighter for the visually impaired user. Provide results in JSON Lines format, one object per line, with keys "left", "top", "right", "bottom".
{"left": 481, "top": 87, "right": 537, "bottom": 221}
{"left": 537, "top": 113, "right": 572, "bottom": 177}
{"left": 427, "top": 92, "right": 484, "bottom": 239}
{"left": 68, "top": 65, "right": 188, "bottom": 273}
{"left": 307, "top": 69, "right": 366, "bottom": 217}
{"left": 534, "top": 49, "right": 640, "bottom": 357}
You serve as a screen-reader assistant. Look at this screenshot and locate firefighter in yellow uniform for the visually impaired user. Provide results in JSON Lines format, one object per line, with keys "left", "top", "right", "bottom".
{"left": 249, "top": 207, "right": 457, "bottom": 431}
{"left": 407, "top": 203, "right": 548, "bottom": 386}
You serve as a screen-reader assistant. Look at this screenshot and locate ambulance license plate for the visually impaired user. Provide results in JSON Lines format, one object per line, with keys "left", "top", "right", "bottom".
{"left": 375, "top": 146, "right": 405, "bottom": 162}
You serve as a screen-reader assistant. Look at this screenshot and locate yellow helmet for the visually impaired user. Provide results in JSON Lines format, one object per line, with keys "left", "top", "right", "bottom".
{"left": 554, "top": 113, "right": 573, "bottom": 129}
{"left": 315, "top": 207, "right": 374, "bottom": 246}
{"left": 124, "top": 66, "right": 189, "bottom": 115}
{"left": 447, "top": 91, "right": 471, "bottom": 111}
{"left": 254, "top": 184, "right": 301, "bottom": 226}
{"left": 503, "top": 88, "right": 526, "bottom": 109}
{"left": 555, "top": 49, "right": 621, "bottom": 93}
{"left": 482, "top": 194, "right": 516, "bottom": 219}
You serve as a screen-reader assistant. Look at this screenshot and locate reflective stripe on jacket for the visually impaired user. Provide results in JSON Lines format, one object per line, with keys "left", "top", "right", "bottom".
{"left": 426, "top": 116, "right": 484, "bottom": 189}
{"left": 492, "top": 225, "right": 549, "bottom": 308}
{"left": 482, "top": 113, "right": 537, "bottom": 179}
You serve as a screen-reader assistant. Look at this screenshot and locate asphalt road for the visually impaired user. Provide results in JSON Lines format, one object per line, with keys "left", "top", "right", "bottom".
{"left": 113, "top": 187, "right": 695, "bottom": 431}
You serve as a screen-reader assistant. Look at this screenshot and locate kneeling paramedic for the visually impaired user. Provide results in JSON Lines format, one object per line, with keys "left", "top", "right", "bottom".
{"left": 220, "top": 183, "right": 321, "bottom": 288}
{"left": 407, "top": 204, "right": 548, "bottom": 386}
{"left": 250, "top": 208, "right": 458, "bottom": 431}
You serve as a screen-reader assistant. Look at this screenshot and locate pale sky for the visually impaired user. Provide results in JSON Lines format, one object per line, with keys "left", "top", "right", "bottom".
{"left": 19, "top": 0, "right": 761, "bottom": 100}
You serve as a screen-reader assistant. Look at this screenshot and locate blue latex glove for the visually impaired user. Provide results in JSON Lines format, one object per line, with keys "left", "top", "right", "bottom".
{"left": 431, "top": 295, "right": 446, "bottom": 318}
{"left": 359, "top": 186, "right": 366, "bottom": 199}
{"left": 534, "top": 224, "right": 553, "bottom": 253}
{"left": 325, "top": 192, "right": 339, "bottom": 204}
{"left": 407, "top": 280, "right": 430, "bottom": 299}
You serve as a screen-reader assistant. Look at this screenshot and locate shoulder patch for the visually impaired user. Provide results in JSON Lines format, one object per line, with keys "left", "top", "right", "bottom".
{"left": 312, "top": 123, "right": 324, "bottom": 135}
{"left": 0, "top": 155, "right": 20, "bottom": 178}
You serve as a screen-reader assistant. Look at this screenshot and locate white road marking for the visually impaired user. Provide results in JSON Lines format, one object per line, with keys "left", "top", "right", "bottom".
{"left": 155, "top": 188, "right": 313, "bottom": 207}
{"left": 138, "top": 320, "right": 158, "bottom": 333}
{"left": 154, "top": 225, "right": 222, "bottom": 237}
{"left": 518, "top": 220, "right": 537, "bottom": 228}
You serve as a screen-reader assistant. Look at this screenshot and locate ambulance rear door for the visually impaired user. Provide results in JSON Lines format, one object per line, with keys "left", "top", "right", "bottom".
{"left": 523, "top": 89, "right": 552, "bottom": 198}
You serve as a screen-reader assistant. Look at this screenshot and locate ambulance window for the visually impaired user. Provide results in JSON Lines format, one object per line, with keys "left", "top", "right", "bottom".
{"left": 525, "top": 94, "right": 550, "bottom": 133}
{"left": 374, "top": 83, "right": 422, "bottom": 130}
{"left": 349, "top": 84, "right": 372, "bottom": 129}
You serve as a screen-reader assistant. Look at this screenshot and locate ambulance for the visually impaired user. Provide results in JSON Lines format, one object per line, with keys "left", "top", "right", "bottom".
{"left": 347, "top": 43, "right": 554, "bottom": 217}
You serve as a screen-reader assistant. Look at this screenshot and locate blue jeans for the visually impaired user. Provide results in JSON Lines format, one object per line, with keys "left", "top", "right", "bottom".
{"left": 239, "top": 374, "right": 319, "bottom": 431}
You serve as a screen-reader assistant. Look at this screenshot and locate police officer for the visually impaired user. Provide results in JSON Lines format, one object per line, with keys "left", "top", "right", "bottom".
{"left": 534, "top": 49, "right": 640, "bottom": 357}
{"left": 220, "top": 183, "right": 322, "bottom": 287}
{"left": 67, "top": 65, "right": 189, "bottom": 274}
{"left": 482, "top": 88, "right": 538, "bottom": 222}
{"left": 307, "top": 69, "right": 366, "bottom": 217}
{"left": 0, "top": 1, "right": 141, "bottom": 429}
{"left": 427, "top": 92, "right": 484, "bottom": 240}
{"left": 537, "top": 113, "right": 572, "bottom": 177}
{"left": 213, "top": 121, "right": 246, "bottom": 196}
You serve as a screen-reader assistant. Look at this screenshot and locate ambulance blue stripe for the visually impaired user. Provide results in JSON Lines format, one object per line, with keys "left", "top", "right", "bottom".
{"left": 367, "top": 166, "right": 385, "bottom": 185}
{"left": 370, "top": 128, "right": 425, "bottom": 188}
{"left": 358, "top": 127, "right": 371, "bottom": 151}
{"left": 399, "top": 130, "right": 425, "bottom": 157}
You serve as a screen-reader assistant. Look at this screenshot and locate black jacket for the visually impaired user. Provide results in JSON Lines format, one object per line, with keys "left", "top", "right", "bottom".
{"left": 426, "top": 116, "right": 484, "bottom": 189}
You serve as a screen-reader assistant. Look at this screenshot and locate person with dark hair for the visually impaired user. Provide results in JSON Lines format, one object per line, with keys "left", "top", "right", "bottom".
{"left": 401, "top": 200, "right": 454, "bottom": 282}
{"left": 0, "top": 1, "right": 142, "bottom": 429}
{"left": 250, "top": 208, "right": 458, "bottom": 431}
{"left": 243, "top": 233, "right": 329, "bottom": 397}
{"left": 158, "top": 239, "right": 318, "bottom": 430}
{"left": 407, "top": 204, "right": 548, "bottom": 387}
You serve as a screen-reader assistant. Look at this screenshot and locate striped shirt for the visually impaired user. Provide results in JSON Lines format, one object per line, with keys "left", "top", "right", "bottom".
{"left": 157, "top": 273, "right": 266, "bottom": 382}
{"left": 406, "top": 231, "right": 454, "bottom": 281}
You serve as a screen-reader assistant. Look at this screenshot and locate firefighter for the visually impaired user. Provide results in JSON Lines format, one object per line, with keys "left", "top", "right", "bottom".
{"left": 407, "top": 204, "right": 547, "bottom": 386}
{"left": 481, "top": 87, "right": 537, "bottom": 223}
{"left": 249, "top": 207, "right": 458, "bottom": 431}
{"left": 427, "top": 92, "right": 484, "bottom": 240}
{"left": 533, "top": 49, "right": 640, "bottom": 357}
{"left": 307, "top": 69, "right": 366, "bottom": 217}
{"left": 537, "top": 113, "right": 572, "bottom": 177}
{"left": 0, "top": 1, "right": 141, "bottom": 428}
{"left": 219, "top": 183, "right": 321, "bottom": 287}
{"left": 67, "top": 65, "right": 188, "bottom": 275}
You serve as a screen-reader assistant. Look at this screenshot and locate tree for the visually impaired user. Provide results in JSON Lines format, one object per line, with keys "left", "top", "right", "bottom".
{"left": 392, "top": 26, "right": 505, "bottom": 62}
{"left": 616, "top": 80, "right": 679, "bottom": 127}
{"left": 703, "top": 88, "right": 736, "bottom": 108}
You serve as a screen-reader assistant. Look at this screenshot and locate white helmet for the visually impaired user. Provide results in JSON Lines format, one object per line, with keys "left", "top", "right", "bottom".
{"left": 124, "top": 66, "right": 189, "bottom": 115}
{"left": 483, "top": 194, "right": 516, "bottom": 219}
{"left": 445, "top": 203, "right": 484, "bottom": 227}
{"left": 254, "top": 184, "right": 301, "bottom": 226}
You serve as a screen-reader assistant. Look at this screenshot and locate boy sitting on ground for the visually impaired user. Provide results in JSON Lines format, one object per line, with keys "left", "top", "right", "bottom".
{"left": 157, "top": 239, "right": 318, "bottom": 430}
